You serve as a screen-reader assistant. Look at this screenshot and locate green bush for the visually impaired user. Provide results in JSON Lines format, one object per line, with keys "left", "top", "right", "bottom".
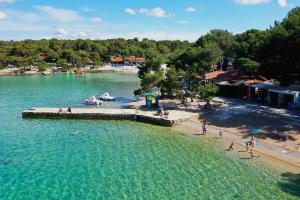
{"left": 198, "top": 84, "right": 219, "bottom": 104}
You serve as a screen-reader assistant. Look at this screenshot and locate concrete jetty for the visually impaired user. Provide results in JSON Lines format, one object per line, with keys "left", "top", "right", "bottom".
{"left": 22, "top": 108, "right": 198, "bottom": 127}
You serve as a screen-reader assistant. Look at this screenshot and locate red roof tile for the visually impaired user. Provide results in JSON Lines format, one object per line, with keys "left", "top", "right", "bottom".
{"left": 200, "top": 70, "right": 268, "bottom": 85}
{"left": 124, "top": 57, "right": 145, "bottom": 62}
{"left": 111, "top": 57, "right": 123, "bottom": 62}
{"left": 111, "top": 57, "right": 145, "bottom": 63}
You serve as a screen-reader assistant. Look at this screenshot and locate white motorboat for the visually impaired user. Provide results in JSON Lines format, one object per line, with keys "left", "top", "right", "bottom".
{"left": 85, "top": 96, "right": 102, "bottom": 105}
{"left": 100, "top": 92, "right": 115, "bottom": 101}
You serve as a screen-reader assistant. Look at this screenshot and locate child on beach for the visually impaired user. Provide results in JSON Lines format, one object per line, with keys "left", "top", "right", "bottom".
{"left": 219, "top": 130, "right": 223, "bottom": 138}
{"left": 228, "top": 141, "right": 234, "bottom": 151}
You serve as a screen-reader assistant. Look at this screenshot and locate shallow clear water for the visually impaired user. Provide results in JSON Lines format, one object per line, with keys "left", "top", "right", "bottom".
{"left": 0, "top": 73, "right": 299, "bottom": 199}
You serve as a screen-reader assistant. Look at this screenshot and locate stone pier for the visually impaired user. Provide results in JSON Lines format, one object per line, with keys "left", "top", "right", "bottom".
{"left": 22, "top": 108, "right": 198, "bottom": 127}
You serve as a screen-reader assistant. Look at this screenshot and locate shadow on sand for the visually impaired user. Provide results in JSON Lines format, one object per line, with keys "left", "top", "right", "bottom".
{"left": 198, "top": 108, "right": 299, "bottom": 142}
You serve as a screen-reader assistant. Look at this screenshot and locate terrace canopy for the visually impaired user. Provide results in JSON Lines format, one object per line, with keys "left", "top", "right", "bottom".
{"left": 251, "top": 80, "right": 300, "bottom": 107}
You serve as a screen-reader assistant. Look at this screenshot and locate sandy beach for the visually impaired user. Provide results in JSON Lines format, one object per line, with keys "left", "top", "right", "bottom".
{"left": 130, "top": 97, "right": 300, "bottom": 174}
{"left": 0, "top": 65, "right": 139, "bottom": 76}
{"left": 0, "top": 68, "right": 39, "bottom": 76}
{"left": 174, "top": 118, "right": 300, "bottom": 174}
{"left": 88, "top": 66, "right": 139, "bottom": 74}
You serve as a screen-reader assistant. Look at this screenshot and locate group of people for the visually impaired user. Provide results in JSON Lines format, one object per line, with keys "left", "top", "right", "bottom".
{"left": 202, "top": 120, "right": 223, "bottom": 138}
{"left": 181, "top": 97, "right": 193, "bottom": 109}
{"left": 228, "top": 136, "right": 257, "bottom": 159}
{"left": 155, "top": 107, "right": 169, "bottom": 118}
{"left": 201, "top": 120, "right": 258, "bottom": 159}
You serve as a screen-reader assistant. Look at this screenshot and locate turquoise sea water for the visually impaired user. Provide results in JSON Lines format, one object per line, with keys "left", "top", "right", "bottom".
{"left": 0, "top": 73, "right": 299, "bottom": 200}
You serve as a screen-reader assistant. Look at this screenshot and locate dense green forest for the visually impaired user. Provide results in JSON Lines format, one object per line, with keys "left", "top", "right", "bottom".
{"left": 138, "top": 7, "right": 300, "bottom": 96}
{"left": 0, "top": 7, "right": 299, "bottom": 90}
{"left": 0, "top": 37, "right": 191, "bottom": 70}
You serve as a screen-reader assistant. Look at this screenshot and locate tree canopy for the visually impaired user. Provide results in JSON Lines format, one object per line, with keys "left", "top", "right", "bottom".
{"left": 138, "top": 7, "right": 300, "bottom": 94}
{"left": 234, "top": 58, "right": 260, "bottom": 75}
{"left": 0, "top": 7, "right": 299, "bottom": 89}
{"left": 0, "top": 38, "right": 191, "bottom": 70}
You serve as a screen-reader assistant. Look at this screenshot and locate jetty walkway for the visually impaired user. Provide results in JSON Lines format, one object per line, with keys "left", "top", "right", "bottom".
{"left": 22, "top": 108, "right": 198, "bottom": 127}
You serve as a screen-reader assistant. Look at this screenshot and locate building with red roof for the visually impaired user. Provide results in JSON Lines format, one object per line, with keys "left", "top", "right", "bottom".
{"left": 196, "top": 69, "right": 268, "bottom": 99}
{"left": 201, "top": 69, "right": 267, "bottom": 85}
{"left": 111, "top": 56, "right": 145, "bottom": 66}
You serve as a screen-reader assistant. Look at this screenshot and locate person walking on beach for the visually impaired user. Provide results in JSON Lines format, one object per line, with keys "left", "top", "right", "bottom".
{"left": 202, "top": 121, "right": 207, "bottom": 135}
{"left": 251, "top": 136, "right": 255, "bottom": 147}
{"left": 250, "top": 149, "right": 254, "bottom": 159}
{"left": 245, "top": 142, "right": 249, "bottom": 152}
{"left": 219, "top": 130, "right": 223, "bottom": 138}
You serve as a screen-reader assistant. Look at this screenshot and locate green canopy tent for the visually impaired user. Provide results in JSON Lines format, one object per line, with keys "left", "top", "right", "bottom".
{"left": 144, "top": 90, "right": 160, "bottom": 109}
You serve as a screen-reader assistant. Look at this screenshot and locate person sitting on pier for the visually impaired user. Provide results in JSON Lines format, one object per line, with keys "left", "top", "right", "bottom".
{"left": 58, "top": 108, "right": 63, "bottom": 113}
{"left": 155, "top": 107, "right": 163, "bottom": 116}
{"left": 155, "top": 107, "right": 169, "bottom": 118}
{"left": 163, "top": 110, "right": 169, "bottom": 118}
{"left": 67, "top": 107, "right": 72, "bottom": 113}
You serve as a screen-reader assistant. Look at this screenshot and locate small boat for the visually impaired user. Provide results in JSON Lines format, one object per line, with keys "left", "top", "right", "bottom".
{"left": 100, "top": 92, "right": 115, "bottom": 101}
{"left": 85, "top": 96, "right": 102, "bottom": 105}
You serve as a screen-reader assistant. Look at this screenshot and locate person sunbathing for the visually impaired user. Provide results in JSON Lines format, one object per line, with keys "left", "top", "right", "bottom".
{"left": 163, "top": 110, "right": 169, "bottom": 118}
{"left": 154, "top": 108, "right": 162, "bottom": 116}
{"left": 155, "top": 107, "right": 169, "bottom": 118}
